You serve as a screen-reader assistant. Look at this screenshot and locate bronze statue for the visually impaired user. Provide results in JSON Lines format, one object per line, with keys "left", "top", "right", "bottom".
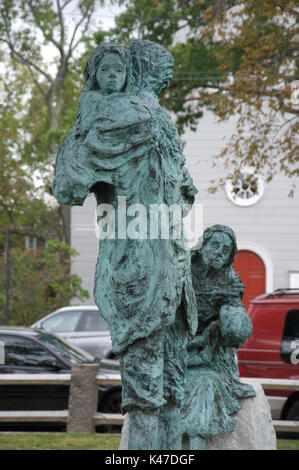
{"left": 53, "top": 40, "right": 198, "bottom": 450}
{"left": 182, "top": 225, "right": 256, "bottom": 450}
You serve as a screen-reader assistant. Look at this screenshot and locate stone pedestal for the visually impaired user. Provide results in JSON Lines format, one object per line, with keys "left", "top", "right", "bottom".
{"left": 119, "top": 383, "right": 277, "bottom": 450}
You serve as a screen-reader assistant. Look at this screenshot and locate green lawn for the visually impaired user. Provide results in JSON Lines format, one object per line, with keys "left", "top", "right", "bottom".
{"left": 0, "top": 433, "right": 121, "bottom": 450}
{"left": 277, "top": 439, "right": 299, "bottom": 450}
{"left": 0, "top": 433, "right": 297, "bottom": 450}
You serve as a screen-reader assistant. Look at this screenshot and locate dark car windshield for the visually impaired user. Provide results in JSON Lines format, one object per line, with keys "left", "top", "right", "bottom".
{"left": 36, "top": 332, "right": 95, "bottom": 365}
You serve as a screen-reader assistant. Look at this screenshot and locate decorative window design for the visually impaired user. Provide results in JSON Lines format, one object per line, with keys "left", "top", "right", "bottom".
{"left": 225, "top": 168, "right": 265, "bottom": 206}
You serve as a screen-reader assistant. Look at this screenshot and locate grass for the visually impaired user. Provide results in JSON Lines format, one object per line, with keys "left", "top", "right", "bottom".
{"left": 0, "top": 433, "right": 122, "bottom": 450}
{"left": 277, "top": 439, "right": 299, "bottom": 450}
{"left": 0, "top": 433, "right": 298, "bottom": 450}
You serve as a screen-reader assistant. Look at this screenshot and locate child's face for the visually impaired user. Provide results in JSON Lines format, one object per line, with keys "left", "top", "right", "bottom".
{"left": 202, "top": 232, "right": 232, "bottom": 271}
{"left": 96, "top": 53, "right": 127, "bottom": 94}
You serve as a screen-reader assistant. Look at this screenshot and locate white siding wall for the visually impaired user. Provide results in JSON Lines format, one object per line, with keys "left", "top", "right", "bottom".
{"left": 71, "top": 194, "right": 98, "bottom": 304}
{"left": 183, "top": 111, "right": 299, "bottom": 291}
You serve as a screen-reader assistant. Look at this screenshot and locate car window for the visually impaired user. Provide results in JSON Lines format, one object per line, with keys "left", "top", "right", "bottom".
{"left": 0, "top": 334, "right": 59, "bottom": 368}
{"left": 38, "top": 333, "right": 95, "bottom": 365}
{"left": 41, "top": 310, "right": 81, "bottom": 333}
{"left": 282, "top": 309, "right": 299, "bottom": 339}
{"left": 79, "top": 310, "right": 109, "bottom": 332}
{"left": 280, "top": 309, "right": 299, "bottom": 364}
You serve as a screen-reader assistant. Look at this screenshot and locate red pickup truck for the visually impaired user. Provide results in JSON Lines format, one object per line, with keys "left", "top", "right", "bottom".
{"left": 237, "top": 289, "right": 299, "bottom": 421}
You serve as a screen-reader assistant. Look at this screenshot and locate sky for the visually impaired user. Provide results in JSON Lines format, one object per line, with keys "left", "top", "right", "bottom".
{"left": 62, "top": 1, "right": 123, "bottom": 32}
{"left": 39, "top": 1, "right": 124, "bottom": 74}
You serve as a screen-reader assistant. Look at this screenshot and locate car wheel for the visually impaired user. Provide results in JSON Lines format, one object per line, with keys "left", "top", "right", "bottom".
{"left": 280, "top": 400, "right": 299, "bottom": 440}
{"left": 286, "top": 400, "right": 299, "bottom": 420}
{"left": 107, "top": 352, "right": 119, "bottom": 360}
{"left": 97, "top": 390, "right": 122, "bottom": 434}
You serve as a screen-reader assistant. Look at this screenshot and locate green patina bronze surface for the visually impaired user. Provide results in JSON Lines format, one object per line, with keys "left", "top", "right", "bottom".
{"left": 53, "top": 38, "right": 255, "bottom": 450}
{"left": 53, "top": 40, "right": 198, "bottom": 450}
{"left": 182, "top": 225, "right": 256, "bottom": 450}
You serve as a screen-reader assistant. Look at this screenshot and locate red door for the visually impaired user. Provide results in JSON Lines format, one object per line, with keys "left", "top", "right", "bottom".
{"left": 233, "top": 250, "right": 266, "bottom": 310}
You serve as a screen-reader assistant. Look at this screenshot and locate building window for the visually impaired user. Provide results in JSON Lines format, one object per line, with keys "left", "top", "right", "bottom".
{"left": 225, "top": 168, "right": 265, "bottom": 207}
{"left": 25, "top": 236, "right": 37, "bottom": 250}
{"left": 289, "top": 272, "right": 299, "bottom": 289}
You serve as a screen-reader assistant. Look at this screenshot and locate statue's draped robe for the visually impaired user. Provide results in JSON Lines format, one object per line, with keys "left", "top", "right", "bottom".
{"left": 53, "top": 90, "right": 198, "bottom": 355}
{"left": 181, "top": 256, "right": 256, "bottom": 439}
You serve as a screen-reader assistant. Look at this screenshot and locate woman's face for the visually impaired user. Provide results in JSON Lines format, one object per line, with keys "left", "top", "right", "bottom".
{"left": 202, "top": 231, "right": 233, "bottom": 271}
{"left": 96, "top": 52, "right": 127, "bottom": 94}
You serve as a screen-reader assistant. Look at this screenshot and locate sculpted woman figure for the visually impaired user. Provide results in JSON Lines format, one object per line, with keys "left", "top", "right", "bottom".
{"left": 182, "top": 225, "right": 256, "bottom": 450}
{"left": 53, "top": 41, "right": 197, "bottom": 450}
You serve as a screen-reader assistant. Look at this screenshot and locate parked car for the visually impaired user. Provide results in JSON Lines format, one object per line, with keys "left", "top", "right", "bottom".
{"left": 237, "top": 288, "right": 299, "bottom": 422}
{"left": 0, "top": 326, "right": 121, "bottom": 432}
{"left": 31, "top": 305, "right": 115, "bottom": 360}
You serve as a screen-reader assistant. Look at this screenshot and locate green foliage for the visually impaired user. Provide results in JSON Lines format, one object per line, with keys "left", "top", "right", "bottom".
{"left": 0, "top": 1, "right": 110, "bottom": 322}
{"left": 109, "top": 0, "right": 228, "bottom": 133}
{"left": 0, "top": 61, "right": 61, "bottom": 249}
{"left": 0, "top": 0, "right": 101, "bottom": 243}
{"left": 167, "top": 39, "right": 227, "bottom": 132}
{"left": 0, "top": 239, "right": 89, "bottom": 326}
{"left": 109, "top": 0, "right": 298, "bottom": 189}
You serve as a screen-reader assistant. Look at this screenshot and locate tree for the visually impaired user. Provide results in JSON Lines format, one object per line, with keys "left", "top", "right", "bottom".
{"left": 0, "top": 239, "right": 89, "bottom": 326}
{"left": 0, "top": 1, "right": 106, "bottom": 323}
{"left": 110, "top": 0, "right": 299, "bottom": 193}
{"left": 109, "top": 0, "right": 229, "bottom": 131}
{"left": 0, "top": 0, "right": 106, "bottom": 242}
{"left": 0, "top": 59, "right": 63, "bottom": 250}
